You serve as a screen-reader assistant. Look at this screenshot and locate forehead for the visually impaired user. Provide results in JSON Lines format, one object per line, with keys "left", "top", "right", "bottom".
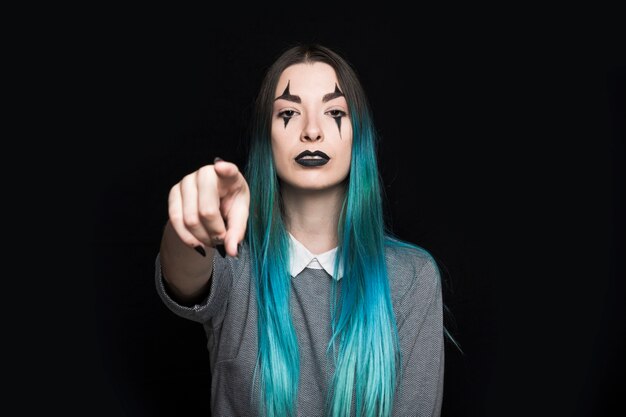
{"left": 275, "top": 62, "right": 339, "bottom": 96}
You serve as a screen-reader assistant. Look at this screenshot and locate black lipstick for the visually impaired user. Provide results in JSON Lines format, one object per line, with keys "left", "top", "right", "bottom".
{"left": 294, "top": 150, "right": 330, "bottom": 167}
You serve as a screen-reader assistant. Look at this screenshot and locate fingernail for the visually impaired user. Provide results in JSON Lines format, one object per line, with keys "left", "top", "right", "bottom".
{"left": 214, "top": 157, "right": 223, "bottom": 163}
{"left": 216, "top": 244, "right": 226, "bottom": 258}
{"left": 194, "top": 246, "right": 206, "bottom": 257}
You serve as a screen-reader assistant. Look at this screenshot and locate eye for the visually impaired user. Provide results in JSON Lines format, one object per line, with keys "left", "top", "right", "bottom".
{"left": 277, "top": 109, "right": 299, "bottom": 128}
{"left": 278, "top": 109, "right": 298, "bottom": 118}
{"left": 326, "top": 109, "right": 347, "bottom": 118}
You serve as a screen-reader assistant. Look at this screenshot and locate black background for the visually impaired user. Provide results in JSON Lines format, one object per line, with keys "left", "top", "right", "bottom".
{"left": 81, "top": 11, "right": 624, "bottom": 417}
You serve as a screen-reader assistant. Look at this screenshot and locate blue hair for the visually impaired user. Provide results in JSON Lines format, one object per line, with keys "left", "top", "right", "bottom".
{"left": 244, "top": 44, "right": 446, "bottom": 417}
{"left": 325, "top": 109, "right": 402, "bottom": 417}
{"left": 246, "top": 113, "right": 300, "bottom": 416}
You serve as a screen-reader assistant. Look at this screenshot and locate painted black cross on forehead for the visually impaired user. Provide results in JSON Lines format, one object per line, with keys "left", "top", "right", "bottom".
{"left": 274, "top": 81, "right": 346, "bottom": 132}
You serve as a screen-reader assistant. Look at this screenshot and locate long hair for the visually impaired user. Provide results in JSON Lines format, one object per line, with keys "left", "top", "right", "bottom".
{"left": 244, "top": 44, "right": 436, "bottom": 417}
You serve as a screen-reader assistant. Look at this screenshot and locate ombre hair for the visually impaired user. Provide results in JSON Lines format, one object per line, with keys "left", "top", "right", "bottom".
{"left": 244, "top": 44, "right": 440, "bottom": 417}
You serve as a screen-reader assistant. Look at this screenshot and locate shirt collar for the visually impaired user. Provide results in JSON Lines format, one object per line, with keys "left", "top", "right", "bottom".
{"left": 288, "top": 232, "right": 343, "bottom": 280}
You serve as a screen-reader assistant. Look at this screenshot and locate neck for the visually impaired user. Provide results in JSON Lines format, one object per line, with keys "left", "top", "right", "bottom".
{"left": 281, "top": 181, "right": 346, "bottom": 254}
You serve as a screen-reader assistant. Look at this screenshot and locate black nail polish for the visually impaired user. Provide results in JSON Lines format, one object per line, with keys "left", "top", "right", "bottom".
{"left": 216, "top": 244, "right": 226, "bottom": 258}
{"left": 194, "top": 246, "right": 206, "bottom": 257}
{"left": 214, "top": 157, "right": 223, "bottom": 163}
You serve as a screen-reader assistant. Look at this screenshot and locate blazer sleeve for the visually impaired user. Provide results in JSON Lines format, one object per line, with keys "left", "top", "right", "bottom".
{"left": 392, "top": 254, "right": 445, "bottom": 417}
{"left": 154, "top": 249, "right": 235, "bottom": 326}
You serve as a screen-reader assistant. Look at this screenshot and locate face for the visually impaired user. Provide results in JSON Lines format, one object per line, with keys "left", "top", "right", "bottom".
{"left": 271, "top": 62, "right": 352, "bottom": 192}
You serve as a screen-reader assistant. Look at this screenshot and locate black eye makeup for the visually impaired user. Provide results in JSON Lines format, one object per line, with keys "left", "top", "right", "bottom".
{"left": 322, "top": 84, "right": 345, "bottom": 103}
{"left": 274, "top": 82, "right": 348, "bottom": 132}
{"left": 326, "top": 109, "right": 347, "bottom": 136}
{"left": 277, "top": 109, "right": 299, "bottom": 128}
{"left": 274, "top": 81, "right": 301, "bottom": 103}
{"left": 322, "top": 84, "right": 346, "bottom": 136}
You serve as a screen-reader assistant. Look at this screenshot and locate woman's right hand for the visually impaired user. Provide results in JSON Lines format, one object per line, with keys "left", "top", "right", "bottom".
{"left": 167, "top": 158, "right": 250, "bottom": 258}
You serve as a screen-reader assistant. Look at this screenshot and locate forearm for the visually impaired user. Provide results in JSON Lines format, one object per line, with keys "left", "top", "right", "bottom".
{"left": 159, "top": 220, "right": 214, "bottom": 304}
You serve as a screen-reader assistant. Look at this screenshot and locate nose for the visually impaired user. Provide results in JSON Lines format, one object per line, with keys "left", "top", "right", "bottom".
{"left": 300, "top": 115, "right": 323, "bottom": 142}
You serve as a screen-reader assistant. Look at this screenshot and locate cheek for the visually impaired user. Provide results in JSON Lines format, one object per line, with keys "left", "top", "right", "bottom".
{"left": 335, "top": 141, "right": 353, "bottom": 177}
{"left": 344, "top": 145, "right": 353, "bottom": 168}
{"left": 270, "top": 139, "right": 282, "bottom": 167}
{"left": 341, "top": 128, "right": 354, "bottom": 164}
{"left": 270, "top": 133, "right": 291, "bottom": 176}
{"left": 271, "top": 118, "right": 294, "bottom": 146}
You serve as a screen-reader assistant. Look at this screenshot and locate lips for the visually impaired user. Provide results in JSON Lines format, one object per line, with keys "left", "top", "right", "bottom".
{"left": 294, "top": 150, "right": 330, "bottom": 167}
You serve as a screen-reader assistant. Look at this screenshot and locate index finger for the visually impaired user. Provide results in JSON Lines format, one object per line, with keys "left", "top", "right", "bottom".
{"left": 213, "top": 159, "right": 244, "bottom": 197}
{"left": 223, "top": 190, "right": 249, "bottom": 257}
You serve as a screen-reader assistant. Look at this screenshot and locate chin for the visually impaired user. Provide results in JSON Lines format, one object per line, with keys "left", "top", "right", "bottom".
{"left": 282, "top": 177, "right": 348, "bottom": 192}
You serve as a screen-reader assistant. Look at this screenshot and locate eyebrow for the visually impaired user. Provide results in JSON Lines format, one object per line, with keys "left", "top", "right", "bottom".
{"left": 274, "top": 81, "right": 301, "bottom": 103}
{"left": 274, "top": 82, "right": 345, "bottom": 104}
{"left": 322, "top": 84, "right": 345, "bottom": 103}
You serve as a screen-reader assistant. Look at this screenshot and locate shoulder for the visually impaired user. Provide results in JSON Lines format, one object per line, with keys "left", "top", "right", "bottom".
{"left": 384, "top": 240, "right": 439, "bottom": 281}
{"left": 384, "top": 239, "right": 441, "bottom": 307}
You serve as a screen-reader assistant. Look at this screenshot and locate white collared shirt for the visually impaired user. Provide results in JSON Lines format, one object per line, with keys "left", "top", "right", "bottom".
{"left": 288, "top": 232, "right": 344, "bottom": 280}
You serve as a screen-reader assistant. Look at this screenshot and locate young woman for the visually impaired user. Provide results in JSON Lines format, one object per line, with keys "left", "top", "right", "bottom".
{"left": 156, "top": 44, "right": 444, "bottom": 417}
